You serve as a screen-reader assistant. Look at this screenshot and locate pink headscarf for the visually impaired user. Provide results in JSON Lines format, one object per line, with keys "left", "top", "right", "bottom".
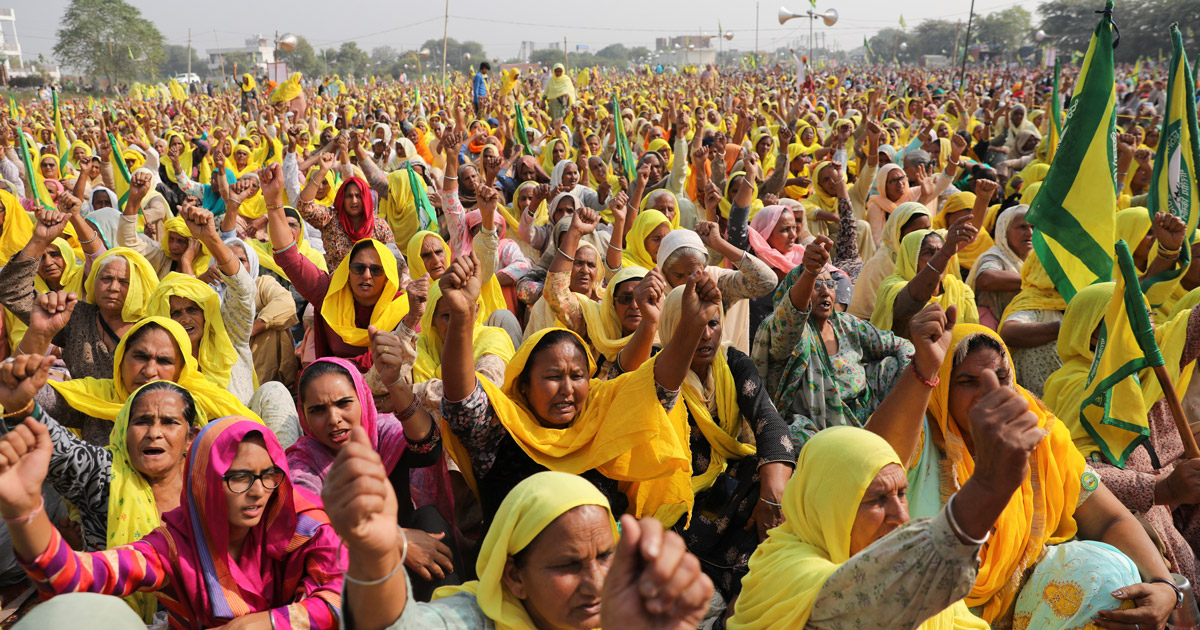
{"left": 748, "top": 204, "right": 806, "bottom": 273}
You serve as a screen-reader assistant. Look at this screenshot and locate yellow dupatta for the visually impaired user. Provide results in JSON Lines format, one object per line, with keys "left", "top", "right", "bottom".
{"left": 432, "top": 472, "right": 615, "bottom": 630}
{"left": 931, "top": 192, "right": 993, "bottom": 271}
{"left": 622, "top": 209, "right": 670, "bottom": 269}
{"left": 413, "top": 281, "right": 515, "bottom": 383}
{"left": 146, "top": 273, "right": 238, "bottom": 388}
{"left": 160, "top": 217, "right": 211, "bottom": 275}
{"left": 654, "top": 285, "right": 755, "bottom": 527}
{"left": 0, "top": 190, "right": 33, "bottom": 265}
{"left": 35, "top": 237, "right": 84, "bottom": 294}
{"left": 107, "top": 382, "right": 208, "bottom": 621}
{"left": 870, "top": 229, "right": 980, "bottom": 331}
{"left": 83, "top": 248, "right": 160, "bottom": 322}
{"left": 48, "top": 317, "right": 260, "bottom": 422}
{"left": 251, "top": 209, "right": 329, "bottom": 278}
{"left": 577, "top": 265, "right": 648, "bottom": 362}
{"left": 718, "top": 170, "right": 764, "bottom": 220}
{"left": 406, "top": 230, "right": 506, "bottom": 323}
{"left": 999, "top": 248, "right": 1067, "bottom": 326}
{"left": 324, "top": 239, "right": 410, "bottom": 347}
{"left": 919, "top": 324, "right": 1084, "bottom": 623}
{"left": 729, "top": 426, "right": 986, "bottom": 630}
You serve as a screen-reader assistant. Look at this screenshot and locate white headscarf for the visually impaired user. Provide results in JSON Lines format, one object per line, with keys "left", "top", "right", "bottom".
{"left": 967, "top": 204, "right": 1028, "bottom": 290}
{"left": 656, "top": 229, "right": 707, "bottom": 269}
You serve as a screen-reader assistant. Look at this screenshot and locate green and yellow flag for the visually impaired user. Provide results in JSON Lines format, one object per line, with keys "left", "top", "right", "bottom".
{"left": 1077, "top": 240, "right": 1162, "bottom": 465}
{"left": 1025, "top": 0, "right": 1117, "bottom": 302}
{"left": 513, "top": 101, "right": 534, "bottom": 156}
{"left": 1143, "top": 23, "right": 1200, "bottom": 309}
{"left": 899, "top": 14, "right": 906, "bottom": 29}
{"left": 52, "top": 92, "right": 71, "bottom": 172}
{"left": 108, "top": 132, "right": 134, "bottom": 207}
{"left": 1047, "top": 57, "right": 1063, "bottom": 163}
{"left": 17, "top": 128, "right": 55, "bottom": 210}
{"left": 611, "top": 92, "right": 636, "bottom": 183}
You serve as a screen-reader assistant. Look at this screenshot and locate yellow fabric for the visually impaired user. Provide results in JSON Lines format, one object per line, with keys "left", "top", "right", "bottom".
{"left": 719, "top": 170, "right": 764, "bottom": 220}
{"left": 84, "top": 248, "right": 160, "bottom": 322}
{"left": 324, "top": 239, "right": 410, "bottom": 347}
{"left": 251, "top": 213, "right": 328, "bottom": 279}
{"left": 654, "top": 286, "right": 754, "bottom": 527}
{"left": 48, "top": 317, "right": 260, "bottom": 422}
{"left": 543, "top": 63, "right": 577, "bottom": 103}
{"left": 270, "top": 72, "right": 303, "bottom": 104}
{"left": 999, "top": 249, "right": 1067, "bottom": 327}
{"left": 622, "top": 209, "right": 670, "bottom": 269}
{"left": 0, "top": 191, "right": 33, "bottom": 265}
{"left": 577, "top": 265, "right": 648, "bottom": 362}
{"left": 160, "top": 217, "right": 211, "bottom": 275}
{"left": 432, "top": 472, "right": 615, "bottom": 630}
{"left": 307, "top": 167, "right": 338, "bottom": 207}
{"left": 146, "top": 273, "right": 238, "bottom": 388}
{"left": 107, "top": 382, "right": 208, "bottom": 621}
{"left": 378, "top": 167, "right": 430, "bottom": 248}
{"left": 413, "top": 281, "right": 515, "bottom": 382}
{"left": 406, "top": 230, "right": 506, "bottom": 324}
{"left": 640, "top": 189, "right": 681, "bottom": 230}
{"left": 34, "top": 238, "right": 84, "bottom": 295}
{"left": 1116, "top": 206, "right": 1183, "bottom": 315}
{"left": 919, "top": 324, "right": 1085, "bottom": 623}
{"left": 241, "top": 74, "right": 256, "bottom": 93}
{"left": 457, "top": 327, "right": 693, "bottom": 519}
{"left": 728, "top": 426, "right": 987, "bottom": 630}
{"left": 646, "top": 138, "right": 674, "bottom": 170}
{"left": 932, "top": 192, "right": 994, "bottom": 271}
{"left": 870, "top": 229, "right": 979, "bottom": 330}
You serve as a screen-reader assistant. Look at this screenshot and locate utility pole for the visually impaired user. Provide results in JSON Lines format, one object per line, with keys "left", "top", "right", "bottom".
{"left": 214, "top": 30, "right": 227, "bottom": 91}
{"left": 755, "top": 2, "right": 760, "bottom": 56}
{"left": 952, "top": 21, "right": 962, "bottom": 65}
{"left": 186, "top": 28, "right": 192, "bottom": 84}
{"left": 441, "top": 0, "right": 449, "bottom": 88}
{"left": 959, "top": 0, "right": 976, "bottom": 86}
{"left": 564, "top": 37, "right": 569, "bottom": 69}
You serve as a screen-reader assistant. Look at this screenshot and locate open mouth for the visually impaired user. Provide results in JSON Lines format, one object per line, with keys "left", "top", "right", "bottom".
{"left": 552, "top": 402, "right": 574, "bottom": 414}
{"left": 357, "top": 282, "right": 374, "bottom": 292}
{"left": 816, "top": 296, "right": 834, "bottom": 310}
{"left": 329, "top": 428, "right": 350, "bottom": 444}
{"left": 576, "top": 601, "right": 601, "bottom": 616}
{"left": 241, "top": 504, "right": 264, "bottom": 518}
{"left": 141, "top": 446, "right": 166, "bottom": 458}
{"left": 696, "top": 345, "right": 716, "bottom": 358}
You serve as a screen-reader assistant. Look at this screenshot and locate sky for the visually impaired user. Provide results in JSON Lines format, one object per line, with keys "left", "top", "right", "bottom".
{"left": 9, "top": 0, "right": 1046, "bottom": 65}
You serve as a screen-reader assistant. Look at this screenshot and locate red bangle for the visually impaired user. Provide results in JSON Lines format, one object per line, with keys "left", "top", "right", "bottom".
{"left": 910, "top": 362, "right": 940, "bottom": 388}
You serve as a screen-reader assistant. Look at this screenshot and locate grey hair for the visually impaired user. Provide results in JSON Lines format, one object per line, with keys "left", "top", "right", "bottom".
{"left": 95, "top": 253, "right": 130, "bottom": 277}
{"left": 903, "top": 149, "right": 931, "bottom": 168}
{"left": 952, "top": 333, "right": 1008, "bottom": 369}
{"left": 663, "top": 246, "right": 707, "bottom": 271}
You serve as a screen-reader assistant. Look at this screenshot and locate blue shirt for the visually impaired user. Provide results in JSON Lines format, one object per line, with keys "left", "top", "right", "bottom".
{"left": 472, "top": 72, "right": 487, "bottom": 99}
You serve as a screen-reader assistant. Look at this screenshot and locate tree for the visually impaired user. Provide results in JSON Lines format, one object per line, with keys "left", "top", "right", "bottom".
{"left": 277, "top": 36, "right": 321, "bottom": 77}
{"left": 912, "top": 20, "right": 961, "bottom": 59}
{"left": 54, "top": 0, "right": 164, "bottom": 87}
{"left": 224, "top": 52, "right": 255, "bottom": 78}
{"left": 159, "top": 44, "right": 202, "bottom": 78}
{"left": 418, "top": 38, "right": 491, "bottom": 77}
{"left": 370, "top": 45, "right": 399, "bottom": 66}
{"left": 530, "top": 48, "right": 565, "bottom": 68}
{"left": 974, "top": 7, "right": 1033, "bottom": 57}
{"left": 335, "top": 42, "right": 370, "bottom": 76}
{"left": 1036, "top": 0, "right": 1196, "bottom": 63}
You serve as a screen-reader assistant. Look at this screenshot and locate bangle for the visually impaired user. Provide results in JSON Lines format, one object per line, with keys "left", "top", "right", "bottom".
{"left": 2, "top": 497, "right": 44, "bottom": 525}
{"left": 2, "top": 399, "right": 34, "bottom": 420}
{"left": 266, "top": 204, "right": 284, "bottom": 211}
{"left": 444, "top": 174, "right": 458, "bottom": 180}
{"left": 272, "top": 241, "right": 297, "bottom": 255}
{"left": 1158, "top": 244, "right": 1182, "bottom": 259}
{"left": 557, "top": 247, "right": 575, "bottom": 262}
{"left": 606, "top": 242, "right": 623, "bottom": 251}
{"left": 1148, "top": 577, "right": 1185, "bottom": 610}
{"left": 758, "top": 496, "right": 782, "bottom": 508}
{"left": 343, "top": 526, "right": 409, "bottom": 586}
{"left": 925, "top": 261, "right": 944, "bottom": 275}
{"left": 396, "top": 396, "right": 421, "bottom": 422}
{"left": 910, "top": 362, "right": 940, "bottom": 388}
{"left": 946, "top": 493, "right": 990, "bottom": 545}
{"left": 77, "top": 234, "right": 97, "bottom": 245}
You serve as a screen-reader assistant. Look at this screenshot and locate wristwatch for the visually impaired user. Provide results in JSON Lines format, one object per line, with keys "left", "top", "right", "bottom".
{"left": 1148, "top": 578, "right": 1184, "bottom": 610}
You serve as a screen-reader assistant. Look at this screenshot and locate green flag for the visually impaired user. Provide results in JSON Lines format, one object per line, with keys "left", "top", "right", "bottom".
{"left": 1048, "top": 58, "right": 1063, "bottom": 162}
{"left": 17, "top": 128, "right": 54, "bottom": 210}
{"left": 1024, "top": 0, "right": 1117, "bottom": 302}
{"left": 899, "top": 14, "right": 906, "bottom": 29}
{"left": 611, "top": 92, "right": 636, "bottom": 184}
{"left": 408, "top": 161, "right": 437, "bottom": 232}
{"left": 513, "top": 101, "right": 534, "bottom": 156}
{"left": 108, "top": 132, "right": 134, "bottom": 208}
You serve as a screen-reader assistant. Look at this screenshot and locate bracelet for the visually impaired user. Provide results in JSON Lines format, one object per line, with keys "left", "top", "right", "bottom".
{"left": 444, "top": 174, "right": 458, "bottom": 180}
{"left": 77, "top": 234, "right": 97, "bottom": 245}
{"left": 1147, "top": 577, "right": 1185, "bottom": 609}
{"left": 557, "top": 247, "right": 575, "bottom": 262}
{"left": 272, "top": 241, "right": 297, "bottom": 255}
{"left": 396, "top": 396, "right": 421, "bottom": 422}
{"left": 2, "top": 497, "right": 44, "bottom": 525}
{"left": 758, "top": 496, "right": 782, "bottom": 508}
{"left": 945, "top": 493, "right": 990, "bottom": 545}
{"left": 1, "top": 399, "right": 34, "bottom": 420}
{"left": 606, "top": 242, "right": 623, "bottom": 251}
{"left": 909, "top": 362, "right": 940, "bottom": 388}
{"left": 343, "top": 526, "right": 409, "bottom": 586}
{"left": 266, "top": 204, "right": 284, "bottom": 211}
{"left": 925, "top": 261, "right": 944, "bottom": 275}
{"left": 1158, "top": 244, "right": 1182, "bottom": 259}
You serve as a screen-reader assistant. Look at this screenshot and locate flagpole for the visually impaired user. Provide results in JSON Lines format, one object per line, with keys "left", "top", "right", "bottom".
{"left": 958, "top": 0, "right": 975, "bottom": 86}
{"left": 1152, "top": 365, "right": 1200, "bottom": 458}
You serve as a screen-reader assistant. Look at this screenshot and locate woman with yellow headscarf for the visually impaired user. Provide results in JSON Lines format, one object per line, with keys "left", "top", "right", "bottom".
{"left": 870, "top": 228, "right": 979, "bottom": 336}
{"left": 729, "top": 427, "right": 994, "bottom": 630}
{"left": 0, "top": 375, "right": 205, "bottom": 622}
{"left": 1115, "top": 206, "right": 1190, "bottom": 318}
{"left": 849, "top": 201, "right": 933, "bottom": 319}
{"left": 543, "top": 63, "right": 576, "bottom": 121}
{"left": 801, "top": 161, "right": 877, "bottom": 262}
{"left": 413, "top": 280, "right": 514, "bottom": 388}
{"left": 622, "top": 209, "right": 672, "bottom": 269}
{"left": 653, "top": 283, "right": 795, "bottom": 603}
{"left": 931, "top": 190, "right": 994, "bottom": 273}
{"left": 407, "top": 229, "right": 509, "bottom": 330}
{"left": 998, "top": 248, "right": 1069, "bottom": 398}
{"left": 870, "top": 322, "right": 1177, "bottom": 628}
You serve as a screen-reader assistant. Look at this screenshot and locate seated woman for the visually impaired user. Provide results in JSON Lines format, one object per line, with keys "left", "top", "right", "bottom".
{"left": 225, "top": 237, "right": 301, "bottom": 389}
{"left": 439, "top": 252, "right": 716, "bottom": 523}
{"left": 0, "top": 415, "right": 345, "bottom": 630}
{"left": 622, "top": 207, "right": 672, "bottom": 270}
{"left": 1114, "top": 206, "right": 1190, "bottom": 319}
{"left": 754, "top": 236, "right": 912, "bottom": 448}
{"left": 732, "top": 421, "right": 1053, "bottom": 630}
{"left": 864, "top": 162, "right": 942, "bottom": 246}
{"left": 412, "top": 279, "right": 515, "bottom": 396}
{"left": 115, "top": 172, "right": 193, "bottom": 278}
{"left": 1044, "top": 283, "right": 1200, "bottom": 588}
{"left": 848, "top": 201, "right": 932, "bottom": 319}
{"left": 867, "top": 317, "right": 1180, "bottom": 629}
{"left": 325, "top": 464, "right": 712, "bottom": 630}
{"left": 36, "top": 316, "right": 257, "bottom": 446}
{"left": 930, "top": 186, "right": 995, "bottom": 276}
{"left": 870, "top": 227, "right": 980, "bottom": 339}
{"left": 966, "top": 204, "right": 1032, "bottom": 330}
{"left": 999, "top": 251, "right": 1068, "bottom": 399}
{"left": 295, "top": 152, "right": 395, "bottom": 270}
{"left": 651, "top": 283, "right": 795, "bottom": 603}
{"left": 800, "top": 161, "right": 877, "bottom": 263}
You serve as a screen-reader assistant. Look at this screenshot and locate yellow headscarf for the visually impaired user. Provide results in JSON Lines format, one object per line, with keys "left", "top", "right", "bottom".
{"left": 729, "top": 426, "right": 987, "bottom": 630}
{"left": 270, "top": 72, "right": 303, "bottom": 104}
{"left": 107, "top": 381, "right": 208, "bottom": 621}
{"left": 35, "top": 237, "right": 84, "bottom": 295}
{"left": 378, "top": 167, "right": 430, "bottom": 248}
{"left": 646, "top": 138, "right": 675, "bottom": 169}
{"left": 932, "top": 192, "right": 994, "bottom": 271}
{"left": 84, "top": 248, "right": 160, "bottom": 322}
{"left": 160, "top": 217, "right": 211, "bottom": 275}
{"left": 1116, "top": 206, "right": 1186, "bottom": 315}
{"left": 870, "top": 229, "right": 979, "bottom": 331}
{"left": 654, "top": 285, "right": 755, "bottom": 527}
{"left": 146, "top": 273, "right": 238, "bottom": 388}
{"left": 918, "top": 324, "right": 1084, "bottom": 622}
{"left": 0, "top": 190, "right": 33, "bottom": 265}
{"left": 307, "top": 166, "right": 339, "bottom": 207}
{"left": 543, "top": 63, "right": 577, "bottom": 103}
{"left": 622, "top": 209, "right": 671, "bottom": 269}
{"left": 447, "top": 327, "right": 693, "bottom": 519}
{"left": 433, "top": 472, "right": 615, "bottom": 630}
{"left": 251, "top": 209, "right": 329, "bottom": 278}
{"left": 406, "top": 230, "right": 507, "bottom": 324}
{"left": 719, "top": 170, "right": 764, "bottom": 219}
{"left": 324, "top": 239, "right": 410, "bottom": 347}
{"left": 577, "top": 265, "right": 647, "bottom": 362}
{"left": 240, "top": 74, "right": 256, "bottom": 93}
{"left": 413, "top": 281, "right": 515, "bottom": 382}
{"left": 48, "top": 317, "right": 260, "bottom": 422}
{"left": 999, "top": 248, "right": 1067, "bottom": 326}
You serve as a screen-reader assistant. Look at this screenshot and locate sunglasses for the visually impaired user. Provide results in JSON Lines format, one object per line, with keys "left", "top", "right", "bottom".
{"left": 613, "top": 293, "right": 637, "bottom": 306}
{"left": 349, "top": 262, "right": 386, "bottom": 276}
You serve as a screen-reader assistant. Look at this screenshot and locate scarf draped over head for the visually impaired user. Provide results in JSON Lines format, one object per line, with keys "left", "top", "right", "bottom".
{"left": 932, "top": 192, "right": 993, "bottom": 270}
{"left": 269, "top": 72, "right": 303, "bottom": 104}
{"left": 324, "top": 239, "right": 409, "bottom": 347}
{"left": 0, "top": 190, "right": 33, "bottom": 265}
{"left": 623, "top": 209, "right": 671, "bottom": 269}
{"left": 870, "top": 229, "right": 979, "bottom": 330}
{"left": 433, "top": 472, "right": 614, "bottom": 630}
{"left": 654, "top": 285, "right": 754, "bottom": 527}
{"left": 413, "top": 281, "right": 515, "bottom": 383}
{"left": 578, "top": 265, "right": 648, "bottom": 362}
{"left": 868, "top": 163, "right": 907, "bottom": 217}
{"left": 147, "top": 272, "right": 239, "bottom": 388}
{"left": 161, "top": 217, "right": 212, "bottom": 275}
{"left": 48, "top": 317, "right": 259, "bottom": 422}
{"left": 159, "top": 417, "right": 341, "bottom": 626}
{"left": 36, "top": 238, "right": 85, "bottom": 295}
{"left": 999, "top": 248, "right": 1067, "bottom": 326}
{"left": 406, "top": 230, "right": 507, "bottom": 325}
{"left": 919, "top": 324, "right": 1084, "bottom": 623}
{"left": 445, "top": 327, "right": 693, "bottom": 519}
{"left": 83, "top": 248, "right": 160, "bottom": 322}
{"left": 543, "top": 63, "right": 577, "bottom": 103}
{"left": 728, "top": 426, "right": 986, "bottom": 630}
{"left": 967, "top": 205, "right": 1027, "bottom": 291}
{"left": 718, "top": 170, "right": 764, "bottom": 219}
{"left": 252, "top": 208, "right": 329, "bottom": 279}
{"left": 335, "top": 177, "right": 376, "bottom": 242}
{"left": 748, "top": 205, "right": 804, "bottom": 273}
{"left": 107, "top": 381, "right": 208, "bottom": 621}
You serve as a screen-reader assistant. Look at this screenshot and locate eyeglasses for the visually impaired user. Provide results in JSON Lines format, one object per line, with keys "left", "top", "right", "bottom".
{"left": 349, "top": 263, "right": 386, "bottom": 276}
{"left": 613, "top": 293, "right": 636, "bottom": 306}
{"left": 222, "top": 467, "right": 284, "bottom": 494}
{"left": 813, "top": 279, "right": 838, "bottom": 290}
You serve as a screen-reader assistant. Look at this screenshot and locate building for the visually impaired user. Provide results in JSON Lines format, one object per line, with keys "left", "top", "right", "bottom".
{"left": 0, "top": 8, "right": 21, "bottom": 70}
{"left": 205, "top": 35, "right": 275, "bottom": 73}
{"left": 651, "top": 34, "right": 717, "bottom": 68}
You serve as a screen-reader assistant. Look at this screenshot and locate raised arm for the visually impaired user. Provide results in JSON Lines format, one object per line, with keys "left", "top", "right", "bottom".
{"left": 439, "top": 252, "right": 484, "bottom": 403}
{"left": 891, "top": 217, "right": 977, "bottom": 338}
{"left": 652, "top": 269, "right": 722, "bottom": 392}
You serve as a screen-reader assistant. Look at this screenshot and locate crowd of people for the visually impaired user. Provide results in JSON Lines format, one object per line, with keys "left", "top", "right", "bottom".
{"left": 0, "top": 48, "right": 1193, "bottom": 630}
